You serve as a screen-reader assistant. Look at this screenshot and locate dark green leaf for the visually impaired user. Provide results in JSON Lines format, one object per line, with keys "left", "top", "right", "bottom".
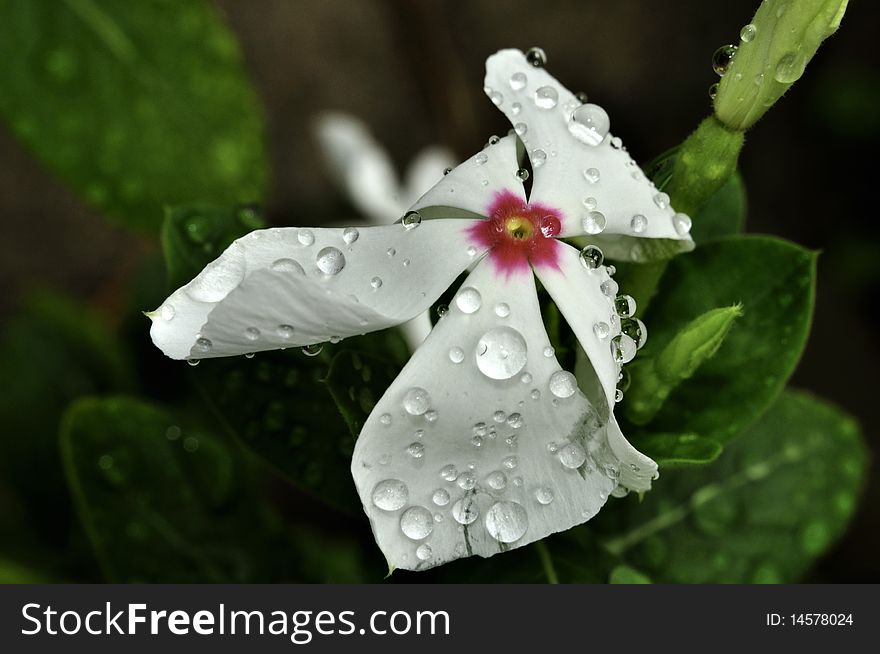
{"left": 608, "top": 564, "right": 652, "bottom": 584}
{"left": 636, "top": 433, "right": 723, "bottom": 467}
{"left": 625, "top": 305, "right": 742, "bottom": 425}
{"left": 0, "top": 0, "right": 267, "bottom": 230}
{"left": 0, "top": 291, "right": 133, "bottom": 546}
{"left": 599, "top": 390, "right": 867, "bottom": 583}
{"left": 60, "top": 395, "right": 305, "bottom": 582}
{"left": 639, "top": 236, "right": 816, "bottom": 442}
{"left": 0, "top": 559, "right": 55, "bottom": 584}
{"left": 162, "top": 203, "right": 264, "bottom": 291}
{"left": 692, "top": 172, "right": 747, "bottom": 242}
{"left": 325, "top": 350, "right": 405, "bottom": 439}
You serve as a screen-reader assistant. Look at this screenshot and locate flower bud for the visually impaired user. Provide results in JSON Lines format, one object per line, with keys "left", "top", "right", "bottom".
{"left": 714, "top": 0, "right": 848, "bottom": 130}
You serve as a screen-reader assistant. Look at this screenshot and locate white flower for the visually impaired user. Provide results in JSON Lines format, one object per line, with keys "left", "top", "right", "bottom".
{"left": 149, "top": 48, "right": 693, "bottom": 571}
{"left": 313, "top": 112, "right": 456, "bottom": 349}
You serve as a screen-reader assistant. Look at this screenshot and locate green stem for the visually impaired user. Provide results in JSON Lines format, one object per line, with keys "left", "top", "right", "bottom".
{"left": 535, "top": 540, "right": 559, "bottom": 584}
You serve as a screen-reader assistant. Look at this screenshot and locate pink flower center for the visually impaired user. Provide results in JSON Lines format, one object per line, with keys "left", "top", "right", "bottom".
{"left": 468, "top": 190, "right": 562, "bottom": 276}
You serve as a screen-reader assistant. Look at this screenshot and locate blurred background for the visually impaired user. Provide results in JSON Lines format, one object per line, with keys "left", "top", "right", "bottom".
{"left": 0, "top": 0, "right": 877, "bottom": 582}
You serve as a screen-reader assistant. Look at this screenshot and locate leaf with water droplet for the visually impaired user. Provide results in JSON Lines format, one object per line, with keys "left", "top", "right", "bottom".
{"left": 595, "top": 390, "right": 867, "bottom": 582}
{"left": 325, "top": 350, "right": 403, "bottom": 440}
{"left": 0, "top": 0, "right": 268, "bottom": 231}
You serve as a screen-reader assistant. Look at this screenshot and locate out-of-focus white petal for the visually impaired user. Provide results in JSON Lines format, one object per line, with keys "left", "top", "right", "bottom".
{"left": 403, "top": 145, "right": 457, "bottom": 209}
{"left": 149, "top": 221, "right": 485, "bottom": 360}
{"left": 313, "top": 112, "right": 404, "bottom": 223}
{"left": 409, "top": 134, "right": 524, "bottom": 218}
{"left": 484, "top": 49, "right": 694, "bottom": 257}
{"left": 351, "top": 259, "right": 652, "bottom": 571}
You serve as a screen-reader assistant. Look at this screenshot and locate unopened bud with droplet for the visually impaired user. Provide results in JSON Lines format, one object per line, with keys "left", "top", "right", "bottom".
{"left": 714, "top": 0, "right": 848, "bottom": 130}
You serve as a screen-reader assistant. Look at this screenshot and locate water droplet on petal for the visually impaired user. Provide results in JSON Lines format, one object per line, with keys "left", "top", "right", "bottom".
{"left": 271, "top": 258, "right": 305, "bottom": 274}
{"left": 455, "top": 287, "right": 482, "bottom": 314}
{"left": 615, "top": 294, "right": 637, "bottom": 318}
{"left": 593, "top": 321, "right": 610, "bottom": 339}
{"left": 302, "top": 343, "right": 323, "bottom": 357}
{"left": 600, "top": 279, "right": 619, "bottom": 297}
{"left": 160, "top": 303, "right": 175, "bottom": 320}
{"left": 244, "top": 327, "right": 261, "bottom": 341}
{"left": 457, "top": 472, "right": 476, "bottom": 490}
{"left": 673, "top": 212, "right": 692, "bottom": 235}
{"left": 449, "top": 346, "right": 465, "bottom": 364}
{"left": 475, "top": 327, "right": 528, "bottom": 380}
{"left": 568, "top": 104, "right": 610, "bottom": 146}
{"left": 487, "top": 471, "right": 507, "bottom": 490}
{"left": 433, "top": 488, "right": 450, "bottom": 506}
{"left": 402, "top": 387, "right": 431, "bottom": 416}
{"left": 708, "top": 83, "right": 719, "bottom": 100}
{"left": 372, "top": 479, "right": 408, "bottom": 511}
{"left": 543, "top": 345, "right": 555, "bottom": 358}
{"left": 407, "top": 442, "right": 425, "bottom": 458}
{"left": 740, "top": 23, "right": 757, "bottom": 43}
{"left": 342, "top": 227, "right": 359, "bottom": 245}
{"left": 416, "top": 543, "right": 432, "bottom": 561}
{"left": 502, "top": 455, "right": 519, "bottom": 469}
{"left": 316, "top": 247, "right": 345, "bottom": 275}
{"left": 534, "top": 85, "right": 558, "bottom": 109}
{"left": 485, "top": 501, "right": 528, "bottom": 543}
{"left": 535, "top": 486, "right": 555, "bottom": 505}
{"left": 621, "top": 318, "right": 648, "bottom": 349}
{"left": 440, "top": 464, "right": 458, "bottom": 481}
{"left": 630, "top": 214, "right": 647, "bottom": 233}
{"left": 452, "top": 496, "right": 479, "bottom": 525}
{"left": 653, "top": 192, "right": 670, "bottom": 209}
{"left": 509, "top": 71, "right": 528, "bottom": 90}
{"left": 402, "top": 210, "right": 422, "bottom": 230}
{"left": 712, "top": 44, "right": 738, "bottom": 76}
{"left": 276, "top": 324, "right": 295, "bottom": 339}
{"left": 494, "top": 303, "right": 510, "bottom": 318}
{"left": 514, "top": 122, "right": 528, "bottom": 136}
{"left": 370, "top": 277, "right": 383, "bottom": 290}
{"left": 582, "top": 211, "right": 606, "bottom": 234}
{"left": 400, "top": 506, "right": 434, "bottom": 540}
{"left": 525, "top": 47, "right": 547, "bottom": 67}
{"left": 298, "top": 229, "right": 315, "bottom": 246}
{"left": 195, "top": 337, "right": 213, "bottom": 353}
{"left": 611, "top": 334, "right": 638, "bottom": 364}
{"left": 549, "top": 370, "right": 578, "bottom": 398}
{"left": 579, "top": 244, "right": 604, "bottom": 269}
{"left": 515, "top": 168, "right": 530, "bottom": 182}
{"left": 531, "top": 149, "right": 547, "bottom": 167}
{"left": 559, "top": 442, "right": 587, "bottom": 469}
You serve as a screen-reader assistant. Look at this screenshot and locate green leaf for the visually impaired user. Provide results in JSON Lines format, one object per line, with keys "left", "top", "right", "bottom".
{"left": 60, "top": 395, "right": 305, "bottom": 582}
{"left": 608, "top": 564, "right": 652, "bottom": 584}
{"left": 639, "top": 236, "right": 816, "bottom": 443}
{"left": 636, "top": 433, "right": 723, "bottom": 467}
{"left": 0, "top": 291, "right": 133, "bottom": 545}
{"left": 625, "top": 305, "right": 742, "bottom": 425}
{"left": 0, "top": 559, "right": 55, "bottom": 584}
{"left": 692, "top": 172, "right": 747, "bottom": 242}
{"left": 325, "top": 350, "right": 405, "bottom": 439}
{"left": 162, "top": 203, "right": 264, "bottom": 291}
{"left": 0, "top": 0, "right": 267, "bottom": 231}
{"left": 599, "top": 390, "right": 868, "bottom": 583}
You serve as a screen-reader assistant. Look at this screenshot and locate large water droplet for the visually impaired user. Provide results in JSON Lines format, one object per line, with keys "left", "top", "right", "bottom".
{"left": 630, "top": 214, "right": 647, "bottom": 234}
{"left": 549, "top": 370, "right": 578, "bottom": 398}
{"left": 342, "top": 227, "right": 359, "bottom": 245}
{"left": 534, "top": 86, "right": 558, "bottom": 109}
{"left": 531, "top": 149, "right": 547, "bottom": 168}
{"left": 487, "top": 471, "right": 507, "bottom": 490}
{"left": 316, "top": 247, "right": 345, "bottom": 275}
{"left": 372, "top": 479, "right": 408, "bottom": 511}
{"left": 515, "top": 168, "right": 530, "bottom": 182}
{"left": 611, "top": 334, "right": 638, "bottom": 364}
{"left": 432, "top": 489, "right": 450, "bottom": 506}
{"left": 525, "top": 47, "right": 547, "bottom": 67}
{"left": 621, "top": 318, "right": 648, "bottom": 349}
{"left": 559, "top": 442, "right": 587, "bottom": 469}
{"left": 298, "top": 229, "right": 315, "bottom": 246}
{"left": 485, "top": 501, "right": 528, "bottom": 543}
{"left": 775, "top": 52, "right": 805, "bottom": 83}
{"left": 593, "top": 321, "right": 610, "bottom": 339}
{"left": 535, "top": 486, "right": 555, "bottom": 505}
{"left": 509, "top": 71, "right": 528, "bottom": 90}
{"left": 475, "top": 327, "right": 528, "bottom": 380}
{"left": 456, "top": 472, "right": 476, "bottom": 490}
{"left": 302, "top": 343, "right": 323, "bottom": 357}
{"left": 582, "top": 211, "right": 606, "bottom": 235}
{"left": 440, "top": 464, "right": 458, "bottom": 481}
{"left": 600, "top": 279, "right": 619, "bottom": 297}
{"left": 568, "top": 104, "right": 610, "bottom": 146}
{"left": 712, "top": 44, "right": 738, "bottom": 76}
{"left": 403, "top": 387, "right": 431, "bottom": 416}
{"left": 672, "top": 212, "right": 692, "bottom": 236}
{"left": 194, "top": 337, "right": 213, "bottom": 353}
{"left": 400, "top": 506, "right": 434, "bottom": 540}
{"left": 615, "top": 294, "right": 636, "bottom": 318}
{"left": 740, "top": 23, "right": 757, "bottom": 43}
{"left": 455, "top": 287, "right": 482, "bottom": 314}
{"left": 452, "top": 496, "right": 480, "bottom": 525}
{"left": 579, "top": 244, "right": 604, "bottom": 269}
{"left": 271, "top": 258, "right": 305, "bottom": 274}
{"left": 402, "top": 210, "right": 422, "bottom": 230}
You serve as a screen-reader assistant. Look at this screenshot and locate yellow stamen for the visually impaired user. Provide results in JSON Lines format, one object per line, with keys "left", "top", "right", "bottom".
{"left": 504, "top": 216, "right": 533, "bottom": 240}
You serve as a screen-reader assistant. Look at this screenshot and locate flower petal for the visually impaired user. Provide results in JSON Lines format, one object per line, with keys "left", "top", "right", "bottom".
{"left": 484, "top": 49, "right": 694, "bottom": 257}
{"left": 403, "top": 145, "right": 457, "bottom": 208}
{"left": 313, "top": 112, "right": 405, "bottom": 222}
{"left": 351, "top": 259, "right": 652, "bottom": 571}
{"left": 149, "top": 221, "right": 484, "bottom": 360}
{"left": 536, "top": 241, "right": 657, "bottom": 492}
{"left": 409, "top": 134, "right": 524, "bottom": 218}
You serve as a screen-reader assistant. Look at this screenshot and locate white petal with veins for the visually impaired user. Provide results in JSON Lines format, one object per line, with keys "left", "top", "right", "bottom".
{"left": 409, "top": 134, "right": 524, "bottom": 218}
{"left": 149, "top": 220, "right": 485, "bottom": 360}
{"left": 484, "top": 49, "right": 694, "bottom": 256}
{"left": 351, "top": 259, "right": 655, "bottom": 571}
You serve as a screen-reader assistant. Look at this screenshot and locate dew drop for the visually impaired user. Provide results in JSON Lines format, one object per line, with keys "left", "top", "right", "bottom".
{"left": 302, "top": 343, "right": 323, "bottom": 357}
{"left": 400, "top": 506, "right": 434, "bottom": 540}
{"left": 534, "top": 85, "right": 559, "bottom": 109}
{"left": 525, "top": 47, "right": 547, "bottom": 67}
{"left": 510, "top": 102, "right": 522, "bottom": 115}
{"left": 583, "top": 167, "right": 601, "bottom": 183}
{"left": 475, "top": 152, "right": 489, "bottom": 166}
{"left": 452, "top": 497, "right": 479, "bottom": 525}
{"left": 621, "top": 318, "right": 648, "bottom": 349}
{"left": 740, "top": 23, "right": 757, "bottom": 42}
{"left": 559, "top": 442, "right": 587, "bottom": 469}
{"left": 194, "top": 337, "right": 213, "bottom": 353}
{"left": 342, "top": 227, "right": 359, "bottom": 245}
{"left": 515, "top": 168, "right": 530, "bottom": 182}
{"left": 506, "top": 413, "right": 523, "bottom": 428}
{"left": 440, "top": 464, "right": 458, "bottom": 481}
{"left": 379, "top": 413, "right": 392, "bottom": 426}
{"left": 416, "top": 543, "right": 432, "bottom": 561}
{"left": 455, "top": 286, "right": 482, "bottom": 314}
{"left": 494, "top": 302, "right": 510, "bottom": 318}
{"left": 432, "top": 488, "right": 450, "bottom": 506}
{"left": 271, "top": 258, "right": 305, "bottom": 274}
{"left": 509, "top": 71, "right": 528, "bottom": 90}
{"left": 672, "top": 212, "right": 692, "bottom": 235}
{"left": 568, "top": 104, "right": 610, "bottom": 146}
{"left": 487, "top": 471, "right": 507, "bottom": 490}
{"left": 579, "top": 244, "right": 604, "bottom": 270}
{"left": 653, "top": 192, "right": 670, "bottom": 209}
{"left": 600, "top": 279, "right": 619, "bottom": 297}
{"left": 543, "top": 345, "right": 555, "bottom": 358}
{"left": 402, "top": 210, "right": 422, "bottom": 230}
{"left": 457, "top": 472, "right": 476, "bottom": 490}
{"left": 502, "top": 455, "right": 519, "bottom": 470}
{"left": 593, "top": 321, "right": 610, "bottom": 339}
{"left": 370, "top": 277, "right": 383, "bottom": 290}
{"left": 403, "top": 387, "right": 431, "bottom": 416}
{"left": 531, "top": 149, "right": 547, "bottom": 168}
{"left": 712, "top": 44, "right": 738, "bottom": 76}
{"left": 407, "top": 442, "right": 425, "bottom": 458}
{"left": 582, "top": 211, "right": 606, "bottom": 235}
{"left": 475, "top": 327, "right": 528, "bottom": 380}
{"left": 448, "top": 346, "right": 465, "bottom": 364}
{"left": 297, "top": 229, "right": 315, "bottom": 246}
{"left": 630, "top": 214, "right": 647, "bottom": 233}
{"left": 611, "top": 334, "right": 638, "bottom": 364}
{"left": 485, "top": 501, "right": 528, "bottom": 543}
{"left": 615, "top": 294, "right": 637, "bottom": 318}
{"left": 549, "top": 370, "right": 578, "bottom": 398}
{"left": 514, "top": 122, "right": 528, "bottom": 136}
{"left": 372, "top": 479, "right": 408, "bottom": 511}
{"left": 276, "top": 324, "right": 294, "bottom": 339}
{"left": 316, "top": 247, "right": 345, "bottom": 275}
{"left": 708, "top": 82, "right": 719, "bottom": 100}
{"left": 535, "top": 486, "right": 555, "bottom": 505}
